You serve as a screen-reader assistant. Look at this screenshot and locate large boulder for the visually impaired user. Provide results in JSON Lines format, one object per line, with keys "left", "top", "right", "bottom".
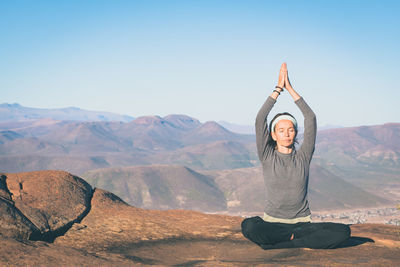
{"left": 0, "top": 174, "right": 40, "bottom": 240}
{"left": 2, "top": 170, "right": 92, "bottom": 241}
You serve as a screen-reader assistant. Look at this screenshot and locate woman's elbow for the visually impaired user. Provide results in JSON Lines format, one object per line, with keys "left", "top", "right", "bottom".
{"left": 255, "top": 119, "right": 263, "bottom": 130}
{"left": 309, "top": 111, "right": 316, "bottom": 120}
{"left": 308, "top": 113, "right": 317, "bottom": 124}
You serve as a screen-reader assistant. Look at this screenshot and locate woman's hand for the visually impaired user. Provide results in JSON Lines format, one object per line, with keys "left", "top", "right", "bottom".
{"left": 277, "top": 63, "right": 287, "bottom": 91}
{"left": 271, "top": 62, "right": 300, "bottom": 101}
{"left": 284, "top": 68, "right": 293, "bottom": 90}
{"left": 283, "top": 64, "right": 301, "bottom": 101}
{"left": 271, "top": 63, "right": 287, "bottom": 99}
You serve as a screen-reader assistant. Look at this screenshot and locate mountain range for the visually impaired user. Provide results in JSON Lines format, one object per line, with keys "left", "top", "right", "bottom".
{"left": 0, "top": 112, "right": 255, "bottom": 174}
{"left": 1, "top": 103, "right": 399, "bottom": 212}
{"left": 0, "top": 103, "right": 134, "bottom": 122}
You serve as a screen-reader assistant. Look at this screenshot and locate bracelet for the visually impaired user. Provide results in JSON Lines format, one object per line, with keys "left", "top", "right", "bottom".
{"left": 273, "top": 90, "right": 281, "bottom": 95}
{"left": 275, "top": 86, "right": 284, "bottom": 91}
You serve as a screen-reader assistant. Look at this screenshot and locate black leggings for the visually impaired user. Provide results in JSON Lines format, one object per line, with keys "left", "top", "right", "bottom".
{"left": 241, "top": 216, "right": 351, "bottom": 249}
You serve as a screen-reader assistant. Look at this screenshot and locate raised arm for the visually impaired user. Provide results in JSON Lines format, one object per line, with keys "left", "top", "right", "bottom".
{"left": 283, "top": 64, "right": 301, "bottom": 102}
{"left": 255, "top": 96, "right": 276, "bottom": 161}
{"left": 284, "top": 65, "right": 317, "bottom": 160}
{"left": 295, "top": 97, "right": 317, "bottom": 160}
{"left": 255, "top": 64, "right": 286, "bottom": 160}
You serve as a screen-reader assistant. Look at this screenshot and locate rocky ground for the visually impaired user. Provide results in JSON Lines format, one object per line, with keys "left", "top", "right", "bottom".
{"left": 1, "top": 170, "right": 399, "bottom": 266}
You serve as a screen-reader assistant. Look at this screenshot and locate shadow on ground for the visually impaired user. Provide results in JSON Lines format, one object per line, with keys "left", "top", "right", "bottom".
{"left": 338, "top": 236, "right": 374, "bottom": 248}
{"left": 105, "top": 236, "right": 397, "bottom": 266}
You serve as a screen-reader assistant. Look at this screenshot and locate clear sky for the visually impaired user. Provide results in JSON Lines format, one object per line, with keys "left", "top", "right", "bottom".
{"left": 1, "top": 0, "right": 399, "bottom": 127}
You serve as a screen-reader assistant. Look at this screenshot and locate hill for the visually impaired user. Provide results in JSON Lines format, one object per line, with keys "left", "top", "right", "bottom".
{"left": 315, "top": 123, "right": 400, "bottom": 168}
{"left": 83, "top": 164, "right": 391, "bottom": 213}
{"left": 83, "top": 165, "right": 226, "bottom": 211}
{"left": 313, "top": 123, "right": 400, "bottom": 197}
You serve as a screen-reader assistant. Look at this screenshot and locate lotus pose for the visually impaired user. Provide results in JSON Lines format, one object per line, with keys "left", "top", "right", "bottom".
{"left": 241, "top": 63, "right": 350, "bottom": 249}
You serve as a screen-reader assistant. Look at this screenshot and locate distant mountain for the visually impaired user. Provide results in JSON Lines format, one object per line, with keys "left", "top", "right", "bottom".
{"left": 0, "top": 118, "right": 70, "bottom": 137}
{"left": 181, "top": 121, "right": 251, "bottom": 145}
{"left": 0, "top": 114, "right": 254, "bottom": 174}
{"left": 39, "top": 121, "right": 132, "bottom": 154}
{"left": 313, "top": 123, "right": 400, "bottom": 191}
{"left": 116, "top": 115, "right": 191, "bottom": 150}
{"left": 163, "top": 114, "right": 202, "bottom": 130}
{"left": 218, "top": 121, "right": 255, "bottom": 135}
{"left": 0, "top": 130, "right": 23, "bottom": 144}
{"left": 83, "top": 165, "right": 226, "bottom": 212}
{"left": 0, "top": 103, "right": 134, "bottom": 122}
{"left": 83, "top": 164, "right": 391, "bottom": 213}
{"left": 147, "top": 140, "right": 257, "bottom": 170}
{"left": 217, "top": 122, "right": 343, "bottom": 135}
{"left": 316, "top": 123, "right": 400, "bottom": 162}
{"left": 318, "top": 124, "right": 344, "bottom": 130}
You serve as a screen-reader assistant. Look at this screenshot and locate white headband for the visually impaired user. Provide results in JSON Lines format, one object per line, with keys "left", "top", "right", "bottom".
{"left": 271, "top": 115, "right": 298, "bottom": 132}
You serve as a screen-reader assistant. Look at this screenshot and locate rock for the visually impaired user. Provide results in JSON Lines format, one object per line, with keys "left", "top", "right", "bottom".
{"left": 0, "top": 174, "right": 41, "bottom": 240}
{"left": 0, "top": 174, "right": 12, "bottom": 200}
{"left": 2, "top": 170, "right": 92, "bottom": 241}
{"left": 0, "top": 198, "right": 41, "bottom": 240}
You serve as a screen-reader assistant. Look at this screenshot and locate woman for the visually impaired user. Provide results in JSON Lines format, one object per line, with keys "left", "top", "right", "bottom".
{"left": 241, "top": 63, "right": 350, "bottom": 249}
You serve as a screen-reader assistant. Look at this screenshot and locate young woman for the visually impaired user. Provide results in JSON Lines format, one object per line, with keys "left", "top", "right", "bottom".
{"left": 241, "top": 63, "right": 350, "bottom": 249}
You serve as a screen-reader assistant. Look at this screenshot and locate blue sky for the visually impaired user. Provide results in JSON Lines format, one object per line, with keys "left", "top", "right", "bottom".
{"left": 1, "top": 0, "right": 399, "bottom": 127}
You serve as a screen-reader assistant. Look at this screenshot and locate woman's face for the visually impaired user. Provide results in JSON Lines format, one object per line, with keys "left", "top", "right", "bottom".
{"left": 271, "top": 120, "right": 296, "bottom": 147}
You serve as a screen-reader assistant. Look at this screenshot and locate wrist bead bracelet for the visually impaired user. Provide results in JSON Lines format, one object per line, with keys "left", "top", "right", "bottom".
{"left": 273, "top": 90, "right": 281, "bottom": 95}
{"left": 275, "top": 86, "right": 284, "bottom": 91}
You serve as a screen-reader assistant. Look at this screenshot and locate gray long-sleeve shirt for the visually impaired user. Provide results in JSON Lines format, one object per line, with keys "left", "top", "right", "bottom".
{"left": 255, "top": 96, "right": 317, "bottom": 219}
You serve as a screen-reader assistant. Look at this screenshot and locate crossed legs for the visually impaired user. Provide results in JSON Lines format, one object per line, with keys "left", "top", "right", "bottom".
{"left": 241, "top": 216, "right": 351, "bottom": 249}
